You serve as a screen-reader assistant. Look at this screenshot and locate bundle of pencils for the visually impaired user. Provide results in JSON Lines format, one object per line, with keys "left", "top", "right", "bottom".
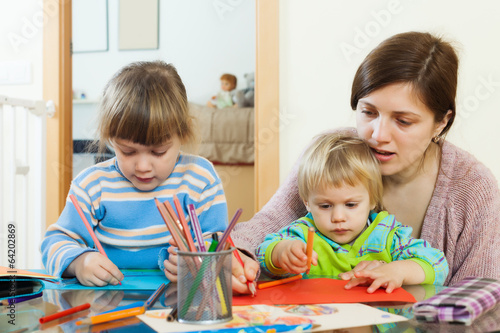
{"left": 154, "top": 196, "right": 252, "bottom": 321}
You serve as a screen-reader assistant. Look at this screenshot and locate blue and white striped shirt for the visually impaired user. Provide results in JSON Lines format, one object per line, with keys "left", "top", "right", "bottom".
{"left": 41, "top": 152, "right": 228, "bottom": 277}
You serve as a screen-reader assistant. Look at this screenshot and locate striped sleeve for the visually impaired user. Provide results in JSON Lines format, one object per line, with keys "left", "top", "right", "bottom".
{"left": 390, "top": 224, "right": 449, "bottom": 285}
{"left": 256, "top": 221, "right": 307, "bottom": 278}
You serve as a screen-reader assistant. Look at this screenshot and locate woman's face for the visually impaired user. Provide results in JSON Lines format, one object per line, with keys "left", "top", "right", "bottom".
{"left": 355, "top": 83, "right": 449, "bottom": 178}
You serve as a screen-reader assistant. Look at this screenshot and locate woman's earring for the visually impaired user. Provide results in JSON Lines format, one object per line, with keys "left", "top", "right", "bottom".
{"left": 432, "top": 136, "right": 441, "bottom": 143}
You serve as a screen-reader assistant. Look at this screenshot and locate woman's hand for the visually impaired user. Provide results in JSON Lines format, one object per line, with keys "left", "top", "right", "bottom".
{"left": 271, "top": 240, "right": 317, "bottom": 275}
{"left": 163, "top": 238, "right": 178, "bottom": 282}
{"left": 66, "top": 252, "right": 123, "bottom": 287}
{"left": 231, "top": 249, "right": 259, "bottom": 295}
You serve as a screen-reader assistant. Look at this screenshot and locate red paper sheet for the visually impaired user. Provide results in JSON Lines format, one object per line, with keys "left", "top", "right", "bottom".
{"left": 233, "top": 278, "right": 416, "bottom": 306}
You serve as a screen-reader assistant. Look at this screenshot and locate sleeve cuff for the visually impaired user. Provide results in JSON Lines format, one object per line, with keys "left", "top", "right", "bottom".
{"left": 409, "top": 258, "right": 435, "bottom": 284}
{"left": 264, "top": 241, "right": 289, "bottom": 276}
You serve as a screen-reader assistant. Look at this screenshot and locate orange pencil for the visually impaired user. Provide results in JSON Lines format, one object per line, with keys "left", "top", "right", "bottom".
{"left": 69, "top": 194, "right": 122, "bottom": 285}
{"left": 155, "top": 198, "right": 189, "bottom": 252}
{"left": 305, "top": 227, "right": 314, "bottom": 274}
{"left": 257, "top": 274, "right": 303, "bottom": 290}
{"left": 75, "top": 306, "right": 145, "bottom": 326}
{"left": 172, "top": 195, "right": 197, "bottom": 252}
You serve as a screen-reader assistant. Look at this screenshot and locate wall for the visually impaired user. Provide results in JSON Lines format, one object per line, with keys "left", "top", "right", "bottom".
{"left": 279, "top": 0, "right": 500, "bottom": 184}
{"left": 0, "top": 0, "right": 44, "bottom": 99}
{"left": 73, "top": 0, "right": 256, "bottom": 140}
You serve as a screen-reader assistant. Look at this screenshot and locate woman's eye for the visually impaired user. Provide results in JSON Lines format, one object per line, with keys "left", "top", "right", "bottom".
{"left": 361, "top": 110, "right": 376, "bottom": 117}
{"left": 397, "top": 119, "right": 412, "bottom": 126}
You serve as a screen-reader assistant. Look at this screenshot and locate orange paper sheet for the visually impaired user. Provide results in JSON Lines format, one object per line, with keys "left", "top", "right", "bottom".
{"left": 233, "top": 278, "right": 416, "bottom": 306}
{"left": 0, "top": 266, "right": 59, "bottom": 282}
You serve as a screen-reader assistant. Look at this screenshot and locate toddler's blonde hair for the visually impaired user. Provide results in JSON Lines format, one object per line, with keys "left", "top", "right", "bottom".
{"left": 298, "top": 133, "right": 383, "bottom": 212}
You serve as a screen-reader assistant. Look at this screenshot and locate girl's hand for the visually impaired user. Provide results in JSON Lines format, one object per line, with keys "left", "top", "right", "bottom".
{"left": 271, "top": 240, "right": 317, "bottom": 275}
{"left": 231, "top": 249, "right": 259, "bottom": 295}
{"left": 163, "top": 238, "right": 178, "bottom": 282}
{"left": 69, "top": 252, "right": 123, "bottom": 287}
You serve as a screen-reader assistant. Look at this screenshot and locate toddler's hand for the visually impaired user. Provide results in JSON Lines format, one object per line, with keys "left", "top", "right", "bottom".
{"left": 70, "top": 252, "right": 123, "bottom": 286}
{"left": 343, "top": 261, "right": 403, "bottom": 293}
{"left": 272, "top": 240, "right": 317, "bottom": 275}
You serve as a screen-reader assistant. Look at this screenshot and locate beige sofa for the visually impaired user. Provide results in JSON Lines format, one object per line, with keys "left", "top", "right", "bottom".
{"left": 188, "top": 103, "right": 254, "bottom": 165}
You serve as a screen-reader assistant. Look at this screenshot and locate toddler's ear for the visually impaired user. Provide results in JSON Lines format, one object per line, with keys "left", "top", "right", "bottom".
{"left": 304, "top": 201, "right": 311, "bottom": 212}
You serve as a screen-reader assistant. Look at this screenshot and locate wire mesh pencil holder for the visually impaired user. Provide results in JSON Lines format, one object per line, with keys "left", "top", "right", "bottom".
{"left": 177, "top": 248, "right": 233, "bottom": 324}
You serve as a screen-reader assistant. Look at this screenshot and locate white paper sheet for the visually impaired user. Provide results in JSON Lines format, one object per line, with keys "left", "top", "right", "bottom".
{"left": 138, "top": 303, "right": 408, "bottom": 332}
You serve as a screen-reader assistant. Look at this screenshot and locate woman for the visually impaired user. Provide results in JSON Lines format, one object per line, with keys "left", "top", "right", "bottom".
{"left": 165, "top": 32, "right": 500, "bottom": 293}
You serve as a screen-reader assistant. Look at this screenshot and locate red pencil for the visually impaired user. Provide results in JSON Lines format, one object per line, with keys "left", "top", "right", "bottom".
{"left": 173, "top": 195, "right": 198, "bottom": 252}
{"left": 39, "top": 303, "right": 91, "bottom": 324}
{"left": 228, "top": 236, "right": 256, "bottom": 297}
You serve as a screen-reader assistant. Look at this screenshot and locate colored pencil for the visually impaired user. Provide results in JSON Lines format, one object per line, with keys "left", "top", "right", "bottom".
{"left": 188, "top": 204, "right": 206, "bottom": 252}
{"left": 215, "top": 208, "right": 243, "bottom": 252}
{"left": 257, "top": 274, "right": 303, "bottom": 290}
{"left": 1, "top": 292, "right": 42, "bottom": 305}
{"left": 166, "top": 303, "right": 178, "bottom": 322}
{"left": 145, "top": 283, "right": 167, "bottom": 309}
{"left": 39, "top": 303, "right": 91, "bottom": 324}
{"left": 227, "top": 236, "right": 256, "bottom": 297}
{"left": 306, "top": 227, "right": 314, "bottom": 274}
{"left": 163, "top": 200, "right": 185, "bottom": 234}
{"left": 69, "top": 194, "right": 107, "bottom": 257}
{"left": 97, "top": 301, "right": 145, "bottom": 315}
{"left": 173, "top": 195, "right": 197, "bottom": 252}
{"left": 163, "top": 201, "right": 189, "bottom": 250}
{"left": 155, "top": 198, "right": 189, "bottom": 252}
{"left": 75, "top": 306, "right": 145, "bottom": 326}
{"left": 69, "top": 194, "right": 122, "bottom": 285}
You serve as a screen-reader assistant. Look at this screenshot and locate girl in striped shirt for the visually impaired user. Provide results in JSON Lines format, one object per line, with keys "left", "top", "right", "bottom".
{"left": 41, "top": 61, "right": 228, "bottom": 286}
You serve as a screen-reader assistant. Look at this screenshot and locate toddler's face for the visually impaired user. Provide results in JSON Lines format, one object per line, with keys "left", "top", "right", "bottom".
{"left": 112, "top": 136, "right": 181, "bottom": 191}
{"left": 304, "top": 182, "right": 375, "bottom": 245}
{"left": 221, "top": 79, "right": 234, "bottom": 92}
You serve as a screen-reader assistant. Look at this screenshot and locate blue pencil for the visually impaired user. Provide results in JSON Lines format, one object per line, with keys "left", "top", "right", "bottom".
{"left": 1, "top": 292, "right": 42, "bottom": 305}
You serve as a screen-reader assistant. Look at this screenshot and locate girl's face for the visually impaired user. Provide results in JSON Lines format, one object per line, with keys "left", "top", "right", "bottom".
{"left": 356, "top": 83, "right": 450, "bottom": 178}
{"left": 112, "top": 136, "right": 181, "bottom": 191}
{"left": 304, "top": 183, "right": 374, "bottom": 245}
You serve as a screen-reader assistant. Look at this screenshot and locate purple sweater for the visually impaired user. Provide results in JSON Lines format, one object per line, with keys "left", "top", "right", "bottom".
{"left": 232, "top": 129, "right": 500, "bottom": 286}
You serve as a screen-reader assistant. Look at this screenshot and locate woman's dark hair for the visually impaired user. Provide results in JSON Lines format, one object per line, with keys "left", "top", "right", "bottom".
{"left": 351, "top": 31, "right": 458, "bottom": 137}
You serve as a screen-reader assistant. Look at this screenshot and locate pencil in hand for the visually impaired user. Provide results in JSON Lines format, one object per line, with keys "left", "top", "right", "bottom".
{"left": 227, "top": 236, "right": 256, "bottom": 297}
{"left": 305, "top": 227, "right": 314, "bottom": 274}
{"left": 69, "top": 194, "right": 122, "bottom": 285}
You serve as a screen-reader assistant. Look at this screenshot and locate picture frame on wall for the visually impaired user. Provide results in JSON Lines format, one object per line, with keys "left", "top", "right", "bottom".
{"left": 72, "top": 0, "right": 109, "bottom": 53}
{"left": 118, "top": 0, "right": 159, "bottom": 50}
